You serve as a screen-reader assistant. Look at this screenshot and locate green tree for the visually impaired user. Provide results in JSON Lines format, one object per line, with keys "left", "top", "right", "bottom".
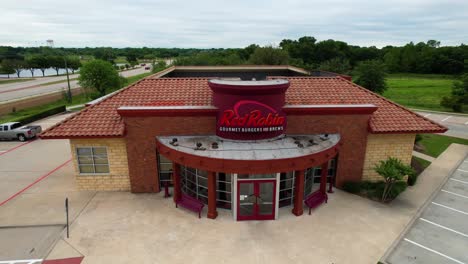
{"left": 353, "top": 60, "right": 388, "bottom": 94}
{"left": 67, "top": 57, "right": 82, "bottom": 74}
{"left": 0, "top": 59, "right": 15, "bottom": 78}
{"left": 319, "top": 57, "right": 351, "bottom": 74}
{"left": 151, "top": 61, "right": 167, "bottom": 73}
{"left": 126, "top": 52, "right": 138, "bottom": 66}
{"left": 78, "top": 60, "right": 122, "bottom": 98}
{"left": 374, "top": 157, "right": 413, "bottom": 202}
{"left": 9, "top": 59, "right": 26, "bottom": 78}
{"left": 93, "top": 48, "right": 116, "bottom": 64}
{"left": 30, "top": 55, "right": 50, "bottom": 77}
{"left": 249, "top": 46, "right": 289, "bottom": 65}
{"left": 441, "top": 73, "right": 468, "bottom": 112}
{"left": 25, "top": 57, "right": 38, "bottom": 77}
{"left": 383, "top": 48, "right": 401, "bottom": 73}
{"left": 48, "top": 56, "right": 64, "bottom": 76}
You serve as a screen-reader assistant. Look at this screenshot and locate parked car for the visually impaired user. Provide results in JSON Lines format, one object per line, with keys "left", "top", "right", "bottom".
{"left": 0, "top": 122, "right": 42, "bottom": 141}
{"left": 141, "top": 63, "right": 146, "bottom": 66}
{"left": 145, "top": 66, "right": 151, "bottom": 70}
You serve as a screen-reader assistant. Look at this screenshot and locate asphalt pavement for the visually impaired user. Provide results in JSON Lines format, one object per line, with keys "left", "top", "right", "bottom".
{"left": 0, "top": 66, "right": 150, "bottom": 103}
{"left": 385, "top": 154, "right": 468, "bottom": 264}
{"left": 415, "top": 110, "right": 468, "bottom": 139}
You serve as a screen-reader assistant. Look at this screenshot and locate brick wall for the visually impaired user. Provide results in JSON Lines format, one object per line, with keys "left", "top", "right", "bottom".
{"left": 123, "top": 113, "right": 372, "bottom": 192}
{"left": 362, "top": 134, "right": 416, "bottom": 181}
{"left": 70, "top": 138, "right": 130, "bottom": 191}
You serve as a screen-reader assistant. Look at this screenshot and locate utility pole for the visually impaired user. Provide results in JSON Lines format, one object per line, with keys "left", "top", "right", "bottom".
{"left": 64, "top": 56, "right": 72, "bottom": 103}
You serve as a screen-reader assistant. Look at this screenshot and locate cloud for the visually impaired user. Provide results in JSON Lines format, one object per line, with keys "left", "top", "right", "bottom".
{"left": 1, "top": 0, "right": 467, "bottom": 48}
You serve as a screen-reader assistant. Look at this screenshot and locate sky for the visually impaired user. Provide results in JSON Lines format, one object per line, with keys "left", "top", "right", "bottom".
{"left": 2, "top": 0, "right": 467, "bottom": 48}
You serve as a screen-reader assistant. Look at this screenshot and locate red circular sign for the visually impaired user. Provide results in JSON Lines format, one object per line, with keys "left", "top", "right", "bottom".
{"left": 209, "top": 79, "right": 290, "bottom": 140}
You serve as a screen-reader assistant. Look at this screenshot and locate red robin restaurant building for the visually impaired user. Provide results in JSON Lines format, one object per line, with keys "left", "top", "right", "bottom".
{"left": 40, "top": 65, "right": 446, "bottom": 221}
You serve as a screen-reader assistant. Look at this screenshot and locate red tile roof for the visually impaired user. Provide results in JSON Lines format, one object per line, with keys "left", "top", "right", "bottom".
{"left": 40, "top": 77, "right": 446, "bottom": 138}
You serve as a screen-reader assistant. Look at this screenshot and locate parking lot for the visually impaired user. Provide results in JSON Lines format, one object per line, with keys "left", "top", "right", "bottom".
{"left": 385, "top": 155, "right": 468, "bottom": 264}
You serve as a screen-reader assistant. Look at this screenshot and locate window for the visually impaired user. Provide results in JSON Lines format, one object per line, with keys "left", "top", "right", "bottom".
{"left": 76, "top": 147, "right": 109, "bottom": 174}
{"left": 3, "top": 126, "right": 8, "bottom": 131}
{"left": 279, "top": 171, "right": 295, "bottom": 207}
{"left": 11, "top": 123, "right": 21, "bottom": 129}
{"left": 157, "top": 152, "right": 173, "bottom": 187}
{"left": 304, "top": 158, "right": 337, "bottom": 197}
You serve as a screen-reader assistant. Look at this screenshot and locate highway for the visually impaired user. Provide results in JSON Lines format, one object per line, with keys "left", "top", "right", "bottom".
{"left": 0, "top": 66, "right": 150, "bottom": 103}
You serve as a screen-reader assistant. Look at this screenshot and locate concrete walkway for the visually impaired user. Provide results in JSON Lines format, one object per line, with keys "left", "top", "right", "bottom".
{"left": 412, "top": 150, "right": 436, "bottom": 162}
{"left": 43, "top": 144, "right": 468, "bottom": 264}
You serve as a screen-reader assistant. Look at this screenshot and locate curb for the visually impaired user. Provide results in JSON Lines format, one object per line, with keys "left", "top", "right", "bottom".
{"left": 411, "top": 108, "right": 468, "bottom": 117}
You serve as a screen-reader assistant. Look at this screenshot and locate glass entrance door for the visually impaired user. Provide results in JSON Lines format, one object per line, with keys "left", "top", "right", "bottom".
{"left": 237, "top": 180, "right": 276, "bottom": 221}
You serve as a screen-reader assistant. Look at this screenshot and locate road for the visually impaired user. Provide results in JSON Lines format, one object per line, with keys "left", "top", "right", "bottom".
{"left": 0, "top": 66, "right": 150, "bottom": 103}
{"left": 416, "top": 110, "right": 468, "bottom": 139}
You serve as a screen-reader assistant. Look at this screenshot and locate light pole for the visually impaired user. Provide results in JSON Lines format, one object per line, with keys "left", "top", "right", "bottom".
{"left": 63, "top": 55, "right": 72, "bottom": 103}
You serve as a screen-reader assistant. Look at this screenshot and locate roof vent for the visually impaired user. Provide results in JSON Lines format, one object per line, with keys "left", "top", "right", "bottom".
{"left": 195, "top": 142, "right": 206, "bottom": 151}
{"left": 320, "top": 134, "right": 329, "bottom": 141}
{"left": 170, "top": 138, "right": 179, "bottom": 146}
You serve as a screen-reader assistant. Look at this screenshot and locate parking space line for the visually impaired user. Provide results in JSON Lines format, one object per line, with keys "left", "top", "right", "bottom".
{"left": 0, "top": 158, "right": 72, "bottom": 206}
{"left": 424, "top": 113, "right": 431, "bottom": 117}
{"left": 0, "top": 140, "right": 35, "bottom": 157}
{"left": 432, "top": 202, "right": 468, "bottom": 215}
{"left": 457, "top": 169, "right": 468, "bottom": 173}
{"left": 403, "top": 238, "right": 465, "bottom": 264}
{"left": 441, "top": 116, "right": 452, "bottom": 122}
{"left": 451, "top": 178, "right": 468, "bottom": 185}
{"left": 442, "top": 189, "right": 468, "bottom": 200}
{"left": 420, "top": 218, "right": 468, "bottom": 238}
{"left": 0, "top": 260, "right": 42, "bottom": 264}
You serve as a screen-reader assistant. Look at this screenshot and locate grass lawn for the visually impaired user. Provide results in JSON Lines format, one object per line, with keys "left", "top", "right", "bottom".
{"left": 115, "top": 56, "right": 129, "bottom": 64}
{"left": 39, "top": 78, "right": 79, "bottom": 86}
{"left": 0, "top": 78, "right": 35, "bottom": 84}
{"left": 125, "top": 72, "right": 152, "bottom": 85}
{"left": 383, "top": 73, "right": 457, "bottom": 112}
{"left": 418, "top": 134, "right": 468, "bottom": 158}
{"left": 0, "top": 93, "right": 90, "bottom": 124}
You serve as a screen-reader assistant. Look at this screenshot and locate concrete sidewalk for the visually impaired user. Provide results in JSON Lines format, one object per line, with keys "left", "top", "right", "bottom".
{"left": 412, "top": 150, "right": 436, "bottom": 162}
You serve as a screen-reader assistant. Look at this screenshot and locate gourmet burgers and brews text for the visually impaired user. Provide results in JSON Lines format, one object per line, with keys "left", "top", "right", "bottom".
{"left": 218, "top": 100, "right": 285, "bottom": 133}
{"left": 209, "top": 79, "right": 289, "bottom": 140}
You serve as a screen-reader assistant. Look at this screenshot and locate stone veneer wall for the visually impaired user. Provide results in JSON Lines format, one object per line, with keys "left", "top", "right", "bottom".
{"left": 362, "top": 134, "right": 416, "bottom": 181}
{"left": 70, "top": 138, "right": 130, "bottom": 191}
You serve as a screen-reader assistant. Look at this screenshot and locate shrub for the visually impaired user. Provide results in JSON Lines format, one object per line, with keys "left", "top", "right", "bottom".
{"left": 342, "top": 181, "right": 361, "bottom": 193}
{"left": 372, "top": 181, "right": 407, "bottom": 200}
{"left": 13, "top": 105, "right": 66, "bottom": 124}
{"left": 374, "top": 157, "right": 414, "bottom": 202}
{"left": 342, "top": 180, "right": 408, "bottom": 202}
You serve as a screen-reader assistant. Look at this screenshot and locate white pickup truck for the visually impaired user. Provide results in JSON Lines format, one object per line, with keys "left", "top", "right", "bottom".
{"left": 0, "top": 122, "right": 42, "bottom": 141}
